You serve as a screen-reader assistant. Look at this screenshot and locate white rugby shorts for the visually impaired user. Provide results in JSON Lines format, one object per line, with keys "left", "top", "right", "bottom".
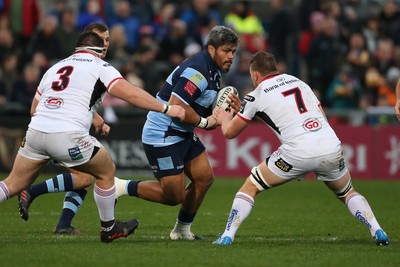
{"left": 267, "top": 145, "right": 348, "bottom": 181}
{"left": 18, "top": 128, "right": 101, "bottom": 168}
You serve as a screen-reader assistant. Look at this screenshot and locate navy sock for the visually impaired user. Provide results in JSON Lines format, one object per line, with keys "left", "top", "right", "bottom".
{"left": 56, "top": 189, "right": 87, "bottom": 229}
{"left": 177, "top": 208, "right": 197, "bottom": 224}
{"left": 28, "top": 173, "right": 74, "bottom": 200}
{"left": 127, "top": 180, "right": 141, "bottom": 197}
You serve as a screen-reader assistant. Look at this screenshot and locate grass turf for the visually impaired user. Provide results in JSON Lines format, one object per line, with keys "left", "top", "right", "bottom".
{"left": 0, "top": 176, "right": 398, "bottom": 267}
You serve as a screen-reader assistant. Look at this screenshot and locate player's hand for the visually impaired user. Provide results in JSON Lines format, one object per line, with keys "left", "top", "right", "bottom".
{"left": 395, "top": 101, "right": 400, "bottom": 120}
{"left": 228, "top": 93, "right": 241, "bottom": 113}
{"left": 166, "top": 105, "right": 185, "bottom": 121}
{"left": 94, "top": 121, "right": 110, "bottom": 136}
{"left": 213, "top": 106, "right": 234, "bottom": 125}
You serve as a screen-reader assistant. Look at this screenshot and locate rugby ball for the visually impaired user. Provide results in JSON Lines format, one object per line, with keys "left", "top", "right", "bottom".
{"left": 213, "top": 86, "right": 238, "bottom": 112}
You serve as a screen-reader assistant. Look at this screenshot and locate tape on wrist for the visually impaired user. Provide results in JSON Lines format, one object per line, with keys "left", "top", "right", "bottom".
{"left": 195, "top": 117, "right": 209, "bottom": 129}
{"left": 162, "top": 104, "right": 170, "bottom": 114}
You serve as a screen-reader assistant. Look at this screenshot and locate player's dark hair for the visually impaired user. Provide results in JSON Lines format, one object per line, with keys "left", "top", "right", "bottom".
{"left": 75, "top": 31, "right": 104, "bottom": 49}
{"left": 84, "top": 22, "right": 109, "bottom": 33}
{"left": 205, "top": 25, "right": 239, "bottom": 48}
{"left": 250, "top": 51, "right": 278, "bottom": 75}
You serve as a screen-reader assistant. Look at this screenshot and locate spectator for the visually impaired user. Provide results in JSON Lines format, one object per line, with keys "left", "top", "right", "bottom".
{"left": 377, "top": 66, "right": 398, "bottom": 107}
{"left": 345, "top": 31, "right": 372, "bottom": 86}
{"left": 56, "top": 7, "right": 81, "bottom": 58}
{"left": 362, "top": 16, "right": 380, "bottom": 55}
{"left": 308, "top": 17, "right": 345, "bottom": 106}
{"left": 27, "top": 14, "right": 62, "bottom": 63}
{"left": 224, "top": 50, "right": 253, "bottom": 98}
{"left": 48, "top": 0, "right": 69, "bottom": 24}
{"left": 10, "top": 63, "right": 40, "bottom": 109}
{"left": 224, "top": 0, "right": 266, "bottom": 53}
{"left": 181, "top": 0, "right": 222, "bottom": 44}
{"left": 130, "top": 0, "right": 155, "bottom": 26}
{"left": 105, "top": 24, "right": 129, "bottom": 68}
{"left": 133, "top": 45, "right": 169, "bottom": 96}
{"left": 0, "top": 53, "right": 18, "bottom": 103}
{"left": 265, "top": 0, "right": 298, "bottom": 74}
{"left": 2, "top": 0, "right": 40, "bottom": 44}
{"left": 326, "top": 64, "right": 362, "bottom": 109}
{"left": 0, "top": 28, "right": 19, "bottom": 63}
{"left": 108, "top": 0, "right": 141, "bottom": 53}
{"left": 158, "top": 18, "right": 187, "bottom": 66}
{"left": 373, "top": 38, "right": 396, "bottom": 76}
{"left": 152, "top": 2, "right": 179, "bottom": 43}
{"left": 378, "top": 0, "right": 400, "bottom": 44}
{"left": 298, "top": 11, "right": 325, "bottom": 58}
{"left": 76, "top": 0, "right": 104, "bottom": 31}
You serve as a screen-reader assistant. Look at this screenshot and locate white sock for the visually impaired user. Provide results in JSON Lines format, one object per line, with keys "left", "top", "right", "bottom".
{"left": 0, "top": 181, "right": 10, "bottom": 202}
{"left": 222, "top": 192, "right": 254, "bottom": 240}
{"left": 346, "top": 193, "right": 382, "bottom": 236}
{"left": 93, "top": 184, "right": 115, "bottom": 222}
{"left": 172, "top": 220, "right": 192, "bottom": 232}
{"left": 114, "top": 177, "right": 129, "bottom": 198}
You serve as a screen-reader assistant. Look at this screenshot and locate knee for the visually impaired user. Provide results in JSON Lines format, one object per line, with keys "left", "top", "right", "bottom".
{"left": 163, "top": 193, "right": 185, "bottom": 206}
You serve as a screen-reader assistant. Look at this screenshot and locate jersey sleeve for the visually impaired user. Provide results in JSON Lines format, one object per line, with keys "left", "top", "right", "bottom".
{"left": 98, "top": 61, "right": 123, "bottom": 91}
{"left": 237, "top": 90, "right": 260, "bottom": 122}
{"left": 171, "top": 66, "right": 208, "bottom": 105}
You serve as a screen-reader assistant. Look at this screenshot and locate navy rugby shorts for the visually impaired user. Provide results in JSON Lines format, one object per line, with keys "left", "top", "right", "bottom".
{"left": 143, "top": 133, "right": 205, "bottom": 179}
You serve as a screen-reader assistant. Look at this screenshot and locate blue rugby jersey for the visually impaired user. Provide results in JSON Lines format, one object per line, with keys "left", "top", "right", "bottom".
{"left": 142, "top": 50, "right": 222, "bottom": 146}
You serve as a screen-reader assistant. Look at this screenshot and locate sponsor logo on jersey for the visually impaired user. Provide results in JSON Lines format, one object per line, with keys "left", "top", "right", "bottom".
{"left": 68, "top": 146, "right": 83, "bottom": 161}
{"left": 183, "top": 80, "right": 198, "bottom": 96}
{"left": 103, "top": 63, "right": 111, "bottom": 67}
{"left": 45, "top": 97, "right": 64, "bottom": 109}
{"left": 190, "top": 73, "right": 204, "bottom": 85}
{"left": 226, "top": 209, "right": 238, "bottom": 231}
{"left": 275, "top": 158, "right": 293, "bottom": 172}
{"left": 244, "top": 95, "right": 255, "bottom": 102}
{"left": 302, "top": 118, "right": 322, "bottom": 132}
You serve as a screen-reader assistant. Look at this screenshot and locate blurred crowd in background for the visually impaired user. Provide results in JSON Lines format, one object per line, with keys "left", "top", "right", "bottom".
{"left": 0, "top": 0, "right": 398, "bottom": 125}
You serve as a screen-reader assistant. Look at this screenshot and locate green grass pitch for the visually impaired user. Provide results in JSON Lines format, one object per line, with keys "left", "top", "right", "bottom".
{"left": 0, "top": 176, "right": 399, "bottom": 267}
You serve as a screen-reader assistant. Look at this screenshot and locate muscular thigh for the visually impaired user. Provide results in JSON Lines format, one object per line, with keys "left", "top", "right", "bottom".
{"left": 267, "top": 147, "right": 348, "bottom": 182}
{"left": 20, "top": 128, "right": 99, "bottom": 168}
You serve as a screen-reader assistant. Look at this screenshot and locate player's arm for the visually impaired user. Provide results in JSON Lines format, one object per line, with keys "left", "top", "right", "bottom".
{"left": 108, "top": 79, "right": 185, "bottom": 121}
{"left": 92, "top": 113, "right": 110, "bottom": 137}
{"left": 395, "top": 78, "right": 400, "bottom": 120}
{"left": 30, "top": 92, "right": 40, "bottom": 116}
{"left": 168, "top": 94, "right": 218, "bottom": 129}
{"left": 213, "top": 106, "right": 250, "bottom": 139}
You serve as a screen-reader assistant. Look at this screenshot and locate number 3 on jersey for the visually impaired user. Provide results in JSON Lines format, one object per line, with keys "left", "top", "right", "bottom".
{"left": 51, "top": 66, "right": 74, "bottom": 91}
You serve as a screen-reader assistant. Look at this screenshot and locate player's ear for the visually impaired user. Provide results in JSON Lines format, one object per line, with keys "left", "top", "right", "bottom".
{"left": 208, "top": 45, "right": 215, "bottom": 54}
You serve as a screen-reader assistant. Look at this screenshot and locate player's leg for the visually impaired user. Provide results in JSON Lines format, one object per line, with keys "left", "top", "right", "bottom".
{"left": 54, "top": 169, "right": 94, "bottom": 234}
{"left": 18, "top": 169, "right": 92, "bottom": 221}
{"left": 213, "top": 160, "right": 288, "bottom": 245}
{"left": 169, "top": 150, "right": 214, "bottom": 240}
{"left": 0, "top": 153, "right": 47, "bottom": 202}
{"left": 73, "top": 145, "right": 138, "bottom": 243}
{"left": 324, "top": 170, "right": 390, "bottom": 245}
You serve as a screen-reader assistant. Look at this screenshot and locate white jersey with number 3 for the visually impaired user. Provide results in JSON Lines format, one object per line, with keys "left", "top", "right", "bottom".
{"left": 29, "top": 51, "right": 123, "bottom": 133}
{"left": 238, "top": 73, "right": 341, "bottom": 158}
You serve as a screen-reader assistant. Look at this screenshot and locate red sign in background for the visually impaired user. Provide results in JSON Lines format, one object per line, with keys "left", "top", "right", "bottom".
{"left": 197, "top": 124, "right": 400, "bottom": 180}
{"left": 1, "top": 115, "right": 399, "bottom": 179}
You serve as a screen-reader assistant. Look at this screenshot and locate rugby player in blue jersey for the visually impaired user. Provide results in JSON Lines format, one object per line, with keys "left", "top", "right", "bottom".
{"left": 115, "top": 25, "right": 241, "bottom": 240}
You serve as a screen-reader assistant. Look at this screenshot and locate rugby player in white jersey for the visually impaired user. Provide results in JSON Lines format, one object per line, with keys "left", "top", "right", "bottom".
{"left": 212, "top": 51, "right": 389, "bottom": 246}
{"left": 0, "top": 31, "right": 185, "bottom": 243}
{"left": 18, "top": 23, "right": 115, "bottom": 235}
